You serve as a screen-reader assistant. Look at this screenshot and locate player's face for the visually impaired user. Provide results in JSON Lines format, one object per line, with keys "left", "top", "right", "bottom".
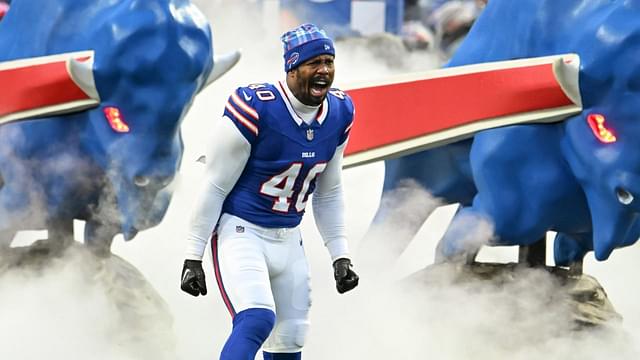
{"left": 289, "top": 54, "right": 335, "bottom": 106}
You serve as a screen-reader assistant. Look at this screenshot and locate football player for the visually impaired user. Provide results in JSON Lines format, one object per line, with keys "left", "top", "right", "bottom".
{"left": 181, "top": 23, "right": 359, "bottom": 360}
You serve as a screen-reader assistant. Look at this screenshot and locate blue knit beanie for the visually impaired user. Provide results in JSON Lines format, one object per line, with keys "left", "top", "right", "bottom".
{"left": 281, "top": 23, "right": 335, "bottom": 72}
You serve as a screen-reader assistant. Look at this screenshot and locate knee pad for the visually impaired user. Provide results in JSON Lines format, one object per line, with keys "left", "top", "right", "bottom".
{"left": 262, "top": 319, "right": 309, "bottom": 353}
{"left": 233, "top": 308, "right": 276, "bottom": 344}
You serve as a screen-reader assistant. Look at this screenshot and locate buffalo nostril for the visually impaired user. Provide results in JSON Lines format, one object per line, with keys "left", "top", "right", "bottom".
{"left": 616, "top": 187, "right": 634, "bottom": 205}
{"left": 133, "top": 176, "right": 151, "bottom": 187}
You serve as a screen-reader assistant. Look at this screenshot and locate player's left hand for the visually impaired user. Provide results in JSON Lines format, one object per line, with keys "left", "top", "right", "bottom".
{"left": 181, "top": 259, "right": 208, "bottom": 297}
{"left": 333, "top": 258, "right": 359, "bottom": 294}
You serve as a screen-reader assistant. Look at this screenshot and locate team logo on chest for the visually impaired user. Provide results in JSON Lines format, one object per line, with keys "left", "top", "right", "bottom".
{"left": 306, "top": 129, "right": 314, "bottom": 141}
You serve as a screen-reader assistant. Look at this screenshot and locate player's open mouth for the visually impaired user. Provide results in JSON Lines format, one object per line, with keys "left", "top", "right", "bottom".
{"left": 310, "top": 78, "right": 329, "bottom": 97}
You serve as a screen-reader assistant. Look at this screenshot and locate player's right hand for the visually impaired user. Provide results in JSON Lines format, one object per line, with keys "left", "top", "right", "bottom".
{"left": 181, "top": 259, "right": 208, "bottom": 297}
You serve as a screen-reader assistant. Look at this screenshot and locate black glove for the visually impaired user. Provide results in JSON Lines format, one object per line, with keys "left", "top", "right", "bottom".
{"left": 181, "top": 259, "right": 208, "bottom": 297}
{"left": 333, "top": 258, "right": 359, "bottom": 294}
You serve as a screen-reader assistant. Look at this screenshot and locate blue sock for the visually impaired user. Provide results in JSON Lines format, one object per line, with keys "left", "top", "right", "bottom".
{"left": 263, "top": 351, "right": 302, "bottom": 360}
{"left": 220, "top": 308, "right": 276, "bottom": 360}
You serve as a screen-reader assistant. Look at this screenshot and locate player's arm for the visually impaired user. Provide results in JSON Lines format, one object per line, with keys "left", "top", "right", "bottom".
{"left": 181, "top": 115, "right": 251, "bottom": 296}
{"left": 184, "top": 116, "right": 251, "bottom": 260}
{"left": 184, "top": 86, "right": 258, "bottom": 261}
{"left": 313, "top": 142, "right": 359, "bottom": 294}
{"left": 313, "top": 142, "right": 349, "bottom": 260}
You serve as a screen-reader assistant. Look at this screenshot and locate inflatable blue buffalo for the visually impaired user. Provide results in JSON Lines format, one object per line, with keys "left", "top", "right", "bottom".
{"left": 0, "top": 0, "right": 238, "bottom": 254}
{"left": 367, "top": 0, "right": 640, "bottom": 266}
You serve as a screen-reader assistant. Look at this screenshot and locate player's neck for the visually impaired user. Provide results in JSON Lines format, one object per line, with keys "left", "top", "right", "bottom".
{"left": 282, "top": 80, "right": 320, "bottom": 125}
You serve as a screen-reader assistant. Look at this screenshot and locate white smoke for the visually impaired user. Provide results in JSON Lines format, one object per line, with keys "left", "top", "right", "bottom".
{"left": 0, "top": 245, "right": 175, "bottom": 360}
{"left": 356, "top": 179, "right": 444, "bottom": 274}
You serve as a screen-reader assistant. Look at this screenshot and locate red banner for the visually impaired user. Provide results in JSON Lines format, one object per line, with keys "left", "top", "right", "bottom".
{"left": 343, "top": 54, "right": 582, "bottom": 168}
{"left": 0, "top": 51, "right": 99, "bottom": 125}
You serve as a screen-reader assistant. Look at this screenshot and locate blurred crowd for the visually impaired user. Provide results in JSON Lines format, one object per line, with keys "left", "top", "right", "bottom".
{"left": 402, "top": 0, "right": 487, "bottom": 56}
{"left": 0, "top": 0, "right": 485, "bottom": 59}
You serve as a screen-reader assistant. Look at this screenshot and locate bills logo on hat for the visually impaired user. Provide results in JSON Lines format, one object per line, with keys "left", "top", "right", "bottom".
{"left": 281, "top": 23, "right": 335, "bottom": 72}
{"left": 287, "top": 52, "right": 300, "bottom": 68}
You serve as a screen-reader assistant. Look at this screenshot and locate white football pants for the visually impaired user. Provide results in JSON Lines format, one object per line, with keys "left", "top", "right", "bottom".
{"left": 212, "top": 213, "right": 311, "bottom": 353}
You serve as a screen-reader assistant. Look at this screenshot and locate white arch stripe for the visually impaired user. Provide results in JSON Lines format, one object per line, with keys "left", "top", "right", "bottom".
{"left": 230, "top": 92, "right": 259, "bottom": 120}
{"left": 225, "top": 101, "right": 258, "bottom": 135}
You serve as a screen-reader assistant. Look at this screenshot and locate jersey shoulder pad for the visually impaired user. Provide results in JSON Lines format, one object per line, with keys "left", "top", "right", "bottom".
{"left": 224, "top": 84, "right": 276, "bottom": 140}
{"left": 328, "top": 87, "right": 354, "bottom": 117}
{"left": 327, "top": 87, "right": 350, "bottom": 101}
{"left": 240, "top": 83, "right": 280, "bottom": 104}
{"left": 328, "top": 88, "right": 355, "bottom": 145}
{"left": 229, "top": 82, "right": 279, "bottom": 113}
